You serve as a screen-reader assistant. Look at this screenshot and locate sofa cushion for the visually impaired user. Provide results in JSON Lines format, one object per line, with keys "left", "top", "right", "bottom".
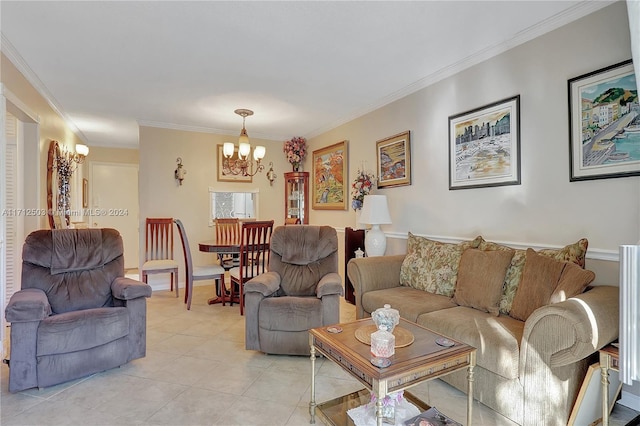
{"left": 549, "top": 262, "right": 595, "bottom": 304}
{"left": 510, "top": 249, "right": 566, "bottom": 321}
{"left": 37, "top": 307, "right": 129, "bottom": 356}
{"left": 478, "top": 237, "right": 588, "bottom": 315}
{"left": 362, "top": 287, "right": 457, "bottom": 323}
{"left": 258, "top": 296, "right": 322, "bottom": 332}
{"left": 417, "top": 306, "right": 524, "bottom": 380}
{"left": 399, "top": 233, "right": 481, "bottom": 297}
{"left": 453, "top": 248, "right": 514, "bottom": 316}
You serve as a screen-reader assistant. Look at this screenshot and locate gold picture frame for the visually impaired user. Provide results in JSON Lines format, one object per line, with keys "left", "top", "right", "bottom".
{"left": 82, "top": 178, "right": 88, "bottom": 208}
{"left": 312, "top": 140, "right": 348, "bottom": 210}
{"left": 376, "top": 130, "right": 412, "bottom": 188}
{"left": 217, "top": 144, "right": 253, "bottom": 183}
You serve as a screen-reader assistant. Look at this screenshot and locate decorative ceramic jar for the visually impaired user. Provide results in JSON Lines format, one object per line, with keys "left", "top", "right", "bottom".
{"left": 372, "top": 304, "right": 399, "bottom": 333}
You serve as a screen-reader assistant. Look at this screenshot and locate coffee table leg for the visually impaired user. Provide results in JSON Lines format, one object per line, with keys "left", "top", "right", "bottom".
{"left": 309, "top": 341, "right": 316, "bottom": 424}
{"left": 467, "top": 351, "right": 476, "bottom": 426}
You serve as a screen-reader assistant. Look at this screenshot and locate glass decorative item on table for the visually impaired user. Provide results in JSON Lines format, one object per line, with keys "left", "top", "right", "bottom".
{"left": 370, "top": 325, "right": 395, "bottom": 368}
{"left": 372, "top": 304, "right": 399, "bottom": 333}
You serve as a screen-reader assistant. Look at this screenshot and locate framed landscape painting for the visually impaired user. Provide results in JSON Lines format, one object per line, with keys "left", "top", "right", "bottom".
{"left": 312, "top": 140, "right": 348, "bottom": 210}
{"left": 217, "top": 144, "right": 252, "bottom": 182}
{"left": 568, "top": 60, "right": 639, "bottom": 181}
{"left": 376, "top": 130, "right": 411, "bottom": 188}
{"left": 448, "top": 95, "right": 521, "bottom": 190}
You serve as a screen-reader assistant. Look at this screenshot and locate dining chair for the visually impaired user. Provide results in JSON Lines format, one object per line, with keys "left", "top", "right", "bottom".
{"left": 175, "top": 219, "right": 225, "bottom": 310}
{"left": 284, "top": 218, "right": 301, "bottom": 225}
{"left": 228, "top": 220, "right": 274, "bottom": 315}
{"left": 141, "top": 218, "right": 179, "bottom": 297}
{"left": 215, "top": 218, "right": 241, "bottom": 269}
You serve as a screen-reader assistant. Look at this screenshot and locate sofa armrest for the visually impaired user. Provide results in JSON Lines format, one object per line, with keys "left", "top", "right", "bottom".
{"left": 244, "top": 271, "right": 281, "bottom": 297}
{"left": 5, "top": 288, "right": 51, "bottom": 322}
{"left": 347, "top": 255, "right": 405, "bottom": 318}
{"left": 521, "top": 285, "right": 619, "bottom": 370}
{"left": 111, "top": 277, "right": 152, "bottom": 300}
{"left": 316, "top": 272, "right": 343, "bottom": 298}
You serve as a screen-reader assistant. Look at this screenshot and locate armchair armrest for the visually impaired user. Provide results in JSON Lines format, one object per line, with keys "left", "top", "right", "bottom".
{"left": 5, "top": 288, "right": 51, "bottom": 322}
{"left": 347, "top": 255, "right": 405, "bottom": 318}
{"left": 111, "top": 277, "right": 152, "bottom": 300}
{"left": 521, "top": 285, "right": 619, "bottom": 370}
{"left": 244, "top": 271, "right": 281, "bottom": 297}
{"left": 316, "top": 272, "right": 343, "bottom": 298}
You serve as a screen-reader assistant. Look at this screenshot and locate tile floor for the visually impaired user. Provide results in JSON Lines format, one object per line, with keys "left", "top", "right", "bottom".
{"left": 2, "top": 284, "right": 638, "bottom": 426}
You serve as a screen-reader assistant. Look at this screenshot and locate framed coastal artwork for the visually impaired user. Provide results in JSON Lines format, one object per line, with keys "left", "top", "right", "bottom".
{"left": 217, "top": 144, "right": 252, "bottom": 182}
{"left": 448, "top": 95, "right": 521, "bottom": 190}
{"left": 568, "top": 60, "right": 639, "bottom": 181}
{"left": 312, "top": 140, "right": 348, "bottom": 210}
{"left": 376, "top": 131, "right": 411, "bottom": 188}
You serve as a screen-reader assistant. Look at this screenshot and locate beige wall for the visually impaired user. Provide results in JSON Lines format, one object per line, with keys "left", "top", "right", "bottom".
{"left": 87, "top": 146, "right": 139, "bottom": 165}
{"left": 307, "top": 2, "right": 637, "bottom": 286}
{"left": 2, "top": 52, "right": 86, "bottom": 230}
{"left": 138, "top": 125, "right": 290, "bottom": 270}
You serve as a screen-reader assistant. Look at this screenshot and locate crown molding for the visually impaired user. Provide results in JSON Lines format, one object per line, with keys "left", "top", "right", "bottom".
{"left": 306, "top": 1, "right": 615, "bottom": 139}
{"left": 137, "top": 119, "right": 287, "bottom": 142}
{"left": 1, "top": 33, "right": 88, "bottom": 144}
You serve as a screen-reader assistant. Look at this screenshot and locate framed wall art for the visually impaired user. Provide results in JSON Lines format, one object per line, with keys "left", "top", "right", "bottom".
{"left": 448, "top": 95, "right": 521, "bottom": 190}
{"left": 217, "top": 144, "right": 253, "bottom": 183}
{"left": 376, "top": 130, "right": 411, "bottom": 188}
{"left": 82, "top": 178, "right": 88, "bottom": 208}
{"left": 568, "top": 59, "right": 639, "bottom": 181}
{"left": 312, "top": 140, "right": 348, "bottom": 210}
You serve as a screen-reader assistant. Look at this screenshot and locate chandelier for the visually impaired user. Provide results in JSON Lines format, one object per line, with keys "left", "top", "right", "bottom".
{"left": 222, "top": 109, "right": 266, "bottom": 177}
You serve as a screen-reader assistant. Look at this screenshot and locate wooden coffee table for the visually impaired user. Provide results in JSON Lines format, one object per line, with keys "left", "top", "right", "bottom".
{"left": 309, "top": 318, "right": 477, "bottom": 426}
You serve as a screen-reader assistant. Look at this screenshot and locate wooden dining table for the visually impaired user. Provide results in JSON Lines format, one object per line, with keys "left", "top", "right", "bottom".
{"left": 198, "top": 240, "right": 241, "bottom": 305}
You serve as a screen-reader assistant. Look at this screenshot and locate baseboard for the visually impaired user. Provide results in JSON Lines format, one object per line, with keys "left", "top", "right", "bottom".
{"left": 620, "top": 390, "right": 640, "bottom": 412}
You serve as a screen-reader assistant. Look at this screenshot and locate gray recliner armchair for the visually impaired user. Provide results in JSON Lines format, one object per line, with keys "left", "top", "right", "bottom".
{"left": 4, "top": 228, "right": 152, "bottom": 393}
{"left": 244, "top": 225, "right": 343, "bottom": 355}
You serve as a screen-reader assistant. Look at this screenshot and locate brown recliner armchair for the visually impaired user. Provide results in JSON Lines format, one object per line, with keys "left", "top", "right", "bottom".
{"left": 4, "top": 228, "right": 152, "bottom": 392}
{"left": 244, "top": 225, "right": 343, "bottom": 355}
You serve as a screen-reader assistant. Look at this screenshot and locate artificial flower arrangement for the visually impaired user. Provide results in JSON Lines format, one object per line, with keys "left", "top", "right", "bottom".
{"left": 351, "top": 169, "right": 376, "bottom": 210}
{"left": 369, "top": 390, "right": 404, "bottom": 423}
{"left": 283, "top": 136, "right": 307, "bottom": 170}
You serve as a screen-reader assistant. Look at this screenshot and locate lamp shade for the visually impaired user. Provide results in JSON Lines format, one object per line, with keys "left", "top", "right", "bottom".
{"left": 75, "top": 144, "right": 89, "bottom": 156}
{"left": 359, "top": 195, "right": 391, "bottom": 225}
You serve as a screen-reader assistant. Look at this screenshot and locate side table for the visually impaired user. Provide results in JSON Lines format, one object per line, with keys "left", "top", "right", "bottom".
{"left": 600, "top": 344, "right": 619, "bottom": 426}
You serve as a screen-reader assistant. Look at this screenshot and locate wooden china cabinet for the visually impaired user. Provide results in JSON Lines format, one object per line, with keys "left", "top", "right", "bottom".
{"left": 284, "top": 172, "right": 309, "bottom": 224}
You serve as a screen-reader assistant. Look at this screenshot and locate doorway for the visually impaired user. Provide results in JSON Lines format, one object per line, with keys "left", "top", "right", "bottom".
{"left": 90, "top": 162, "right": 139, "bottom": 269}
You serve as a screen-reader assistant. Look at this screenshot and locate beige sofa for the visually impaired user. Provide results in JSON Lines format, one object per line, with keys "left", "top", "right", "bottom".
{"left": 347, "top": 234, "right": 619, "bottom": 426}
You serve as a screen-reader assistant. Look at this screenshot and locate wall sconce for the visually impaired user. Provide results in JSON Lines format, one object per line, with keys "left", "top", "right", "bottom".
{"left": 222, "top": 109, "right": 266, "bottom": 177}
{"left": 174, "top": 157, "right": 186, "bottom": 185}
{"left": 54, "top": 143, "right": 89, "bottom": 179}
{"left": 266, "top": 162, "right": 277, "bottom": 186}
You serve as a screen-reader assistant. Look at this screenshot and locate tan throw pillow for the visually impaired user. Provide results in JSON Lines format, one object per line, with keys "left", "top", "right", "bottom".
{"left": 510, "top": 249, "right": 566, "bottom": 321}
{"left": 399, "top": 233, "right": 481, "bottom": 297}
{"left": 549, "top": 262, "right": 595, "bottom": 304}
{"left": 453, "top": 248, "right": 514, "bottom": 316}
{"left": 478, "top": 237, "right": 589, "bottom": 315}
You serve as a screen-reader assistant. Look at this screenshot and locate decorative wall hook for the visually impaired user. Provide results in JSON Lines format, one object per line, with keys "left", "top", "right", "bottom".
{"left": 174, "top": 157, "right": 186, "bottom": 185}
{"left": 266, "top": 162, "right": 277, "bottom": 186}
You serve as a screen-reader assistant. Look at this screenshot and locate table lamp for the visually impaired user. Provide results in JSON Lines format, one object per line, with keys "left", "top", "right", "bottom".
{"left": 359, "top": 195, "right": 391, "bottom": 257}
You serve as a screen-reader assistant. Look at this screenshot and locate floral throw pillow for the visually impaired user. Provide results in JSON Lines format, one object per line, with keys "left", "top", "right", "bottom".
{"left": 400, "top": 233, "right": 481, "bottom": 297}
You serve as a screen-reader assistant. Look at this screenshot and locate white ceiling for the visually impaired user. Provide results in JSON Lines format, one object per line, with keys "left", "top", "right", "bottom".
{"left": 1, "top": 1, "right": 614, "bottom": 149}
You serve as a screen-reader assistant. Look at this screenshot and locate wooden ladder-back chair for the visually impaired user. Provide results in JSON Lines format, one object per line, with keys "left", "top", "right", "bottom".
{"left": 175, "top": 219, "right": 225, "bottom": 310}
{"left": 215, "top": 218, "right": 241, "bottom": 269}
{"left": 141, "top": 218, "right": 179, "bottom": 297}
{"left": 228, "top": 220, "right": 274, "bottom": 315}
